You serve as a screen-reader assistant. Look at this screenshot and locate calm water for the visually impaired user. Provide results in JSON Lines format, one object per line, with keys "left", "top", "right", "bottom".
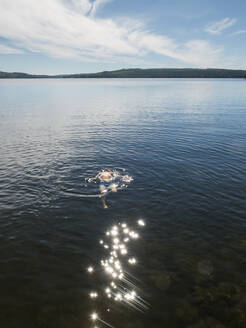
{"left": 0, "top": 79, "right": 245, "bottom": 328}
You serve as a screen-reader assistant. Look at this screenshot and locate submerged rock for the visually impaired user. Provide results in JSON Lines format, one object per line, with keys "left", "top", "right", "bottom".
{"left": 197, "top": 260, "right": 213, "bottom": 276}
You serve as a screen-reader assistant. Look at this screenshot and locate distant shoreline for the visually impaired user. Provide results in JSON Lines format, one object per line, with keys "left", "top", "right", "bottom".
{"left": 1, "top": 68, "right": 246, "bottom": 79}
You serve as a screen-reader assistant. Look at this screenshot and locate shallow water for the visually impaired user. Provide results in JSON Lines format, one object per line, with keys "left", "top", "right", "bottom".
{"left": 0, "top": 78, "right": 246, "bottom": 328}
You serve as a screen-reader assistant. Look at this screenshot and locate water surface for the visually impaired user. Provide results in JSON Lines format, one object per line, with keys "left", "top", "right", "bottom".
{"left": 0, "top": 78, "right": 246, "bottom": 328}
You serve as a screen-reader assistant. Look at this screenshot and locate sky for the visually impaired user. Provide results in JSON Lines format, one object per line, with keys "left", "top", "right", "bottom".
{"left": 0, "top": 0, "right": 246, "bottom": 74}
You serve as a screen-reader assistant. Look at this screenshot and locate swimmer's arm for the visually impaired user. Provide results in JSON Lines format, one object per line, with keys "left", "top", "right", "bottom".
{"left": 85, "top": 173, "right": 99, "bottom": 182}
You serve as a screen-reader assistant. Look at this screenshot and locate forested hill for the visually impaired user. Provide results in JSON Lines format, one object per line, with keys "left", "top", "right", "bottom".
{"left": 0, "top": 71, "right": 49, "bottom": 78}
{"left": 63, "top": 68, "right": 246, "bottom": 78}
{"left": 1, "top": 68, "right": 246, "bottom": 79}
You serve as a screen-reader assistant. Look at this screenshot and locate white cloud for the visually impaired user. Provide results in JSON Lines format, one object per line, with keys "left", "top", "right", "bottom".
{"left": 0, "top": 0, "right": 224, "bottom": 68}
{"left": 90, "top": 0, "right": 113, "bottom": 16}
{"left": 230, "top": 30, "right": 246, "bottom": 36}
{"left": 0, "top": 43, "right": 23, "bottom": 54}
{"left": 205, "top": 17, "right": 237, "bottom": 35}
{"left": 177, "top": 40, "right": 222, "bottom": 67}
{"left": 68, "top": 0, "right": 92, "bottom": 14}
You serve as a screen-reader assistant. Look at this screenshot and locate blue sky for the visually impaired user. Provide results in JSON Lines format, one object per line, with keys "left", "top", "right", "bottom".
{"left": 0, "top": 0, "right": 246, "bottom": 74}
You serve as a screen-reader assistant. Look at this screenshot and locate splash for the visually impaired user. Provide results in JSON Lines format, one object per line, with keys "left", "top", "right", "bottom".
{"left": 87, "top": 219, "right": 148, "bottom": 327}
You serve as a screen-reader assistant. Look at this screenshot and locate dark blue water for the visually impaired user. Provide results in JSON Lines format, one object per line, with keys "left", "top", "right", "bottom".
{"left": 0, "top": 79, "right": 245, "bottom": 328}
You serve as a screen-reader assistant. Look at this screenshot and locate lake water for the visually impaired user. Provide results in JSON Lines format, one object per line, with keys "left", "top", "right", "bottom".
{"left": 0, "top": 79, "right": 245, "bottom": 328}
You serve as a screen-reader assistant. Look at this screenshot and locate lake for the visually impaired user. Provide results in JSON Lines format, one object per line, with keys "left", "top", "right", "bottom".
{"left": 0, "top": 78, "right": 245, "bottom": 328}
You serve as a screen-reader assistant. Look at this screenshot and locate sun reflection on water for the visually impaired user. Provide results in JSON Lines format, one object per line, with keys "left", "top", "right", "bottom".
{"left": 87, "top": 219, "right": 148, "bottom": 327}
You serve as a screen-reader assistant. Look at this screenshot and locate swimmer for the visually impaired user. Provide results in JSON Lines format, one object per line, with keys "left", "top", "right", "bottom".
{"left": 85, "top": 168, "right": 118, "bottom": 208}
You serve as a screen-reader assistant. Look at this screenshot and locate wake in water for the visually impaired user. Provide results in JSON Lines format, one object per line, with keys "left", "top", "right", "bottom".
{"left": 87, "top": 220, "right": 148, "bottom": 327}
{"left": 60, "top": 168, "right": 133, "bottom": 209}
